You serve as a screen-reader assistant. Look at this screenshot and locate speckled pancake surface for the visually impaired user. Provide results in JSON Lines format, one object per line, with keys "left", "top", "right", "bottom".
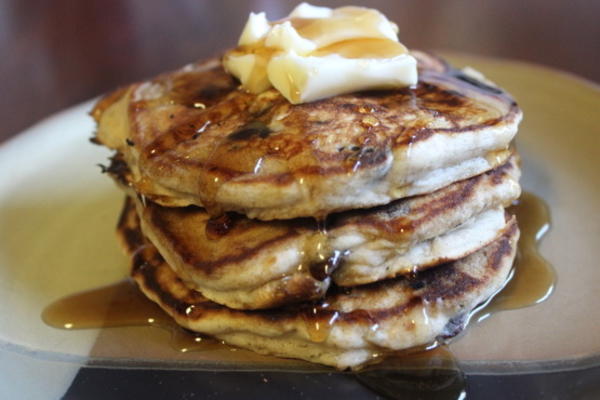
{"left": 122, "top": 156, "right": 519, "bottom": 310}
{"left": 94, "top": 51, "right": 521, "bottom": 220}
{"left": 117, "top": 201, "right": 519, "bottom": 369}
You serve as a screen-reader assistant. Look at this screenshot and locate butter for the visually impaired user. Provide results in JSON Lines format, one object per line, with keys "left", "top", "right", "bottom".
{"left": 288, "top": 3, "right": 332, "bottom": 19}
{"left": 224, "top": 3, "right": 418, "bottom": 104}
{"left": 238, "top": 12, "right": 270, "bottom": 46}
{"left": 224, "top": 53, "right": 271, "bottom": 93}
{"left": 265, "top": 21, "right": 316, "bottom": 55}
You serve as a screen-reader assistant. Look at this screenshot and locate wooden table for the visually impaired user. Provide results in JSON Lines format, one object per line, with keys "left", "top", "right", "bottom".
{"left": 2, "top": 0, "right": 599, "bottom": 142}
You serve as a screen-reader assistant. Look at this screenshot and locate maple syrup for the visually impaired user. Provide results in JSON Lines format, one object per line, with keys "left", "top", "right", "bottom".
{"left": 302, "top": 306, "right": 339, "bottom": 343}
{"left": 313, "top": 38, "right": 407, "bottom": 59}
{"left": 41, "top": 191, "right": 553, "bottom": 399}
{"left": 42, "top": 280, "right": 223, "bottom": 353}
{"left": 299, "top": 217, "right": 336, "bottom": 281}
{"left": 355, "top": 192, "right": 554, "bottom": 399}
{"left": 288, "top": 7, "right": 395, "bottom": 47}
{"left": 205, "top": 213, "right": 236, "bottom": 240}
{"left": 471, "top": 191, "right": 555, "bottom": 322}
{"left": 43, "top": 191, "right": 553, "bottom": 344}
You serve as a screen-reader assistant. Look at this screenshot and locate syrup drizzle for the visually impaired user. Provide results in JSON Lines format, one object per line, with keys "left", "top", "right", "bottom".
{"left": 471, "top": 191, "right": 555, "bottom": 323}
{"left": 41, "top": 280, "right": 221, "bottom": 352}
{"left": 42, "top": 191, "right": 553, "bottom": 398}
{"left": 135, "top": 53, "right": 514, "bottom": 222}
{"left": 205, "top": 212, "right": 237, "bottom": 240}
{"left": 301, "top": 217, "right": 336, "bottom": 282}
{"left": 302, "top": 305, "right": 340, "bottom": 343}
{"left": 354, "top": 193, "right": 554, "bottom": 399}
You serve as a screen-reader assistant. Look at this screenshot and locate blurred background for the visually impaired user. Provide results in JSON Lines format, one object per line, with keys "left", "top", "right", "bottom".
{"left": 1, "top": 0, "right": 599, "bottom": 142}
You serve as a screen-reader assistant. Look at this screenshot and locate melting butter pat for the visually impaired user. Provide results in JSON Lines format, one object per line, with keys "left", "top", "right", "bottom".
{"left": 223, "top": 3, "right": 418, "bottom": 104}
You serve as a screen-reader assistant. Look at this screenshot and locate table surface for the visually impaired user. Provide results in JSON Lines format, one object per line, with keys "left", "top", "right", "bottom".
{"left": 2, "top": 0, "right": 599, "bottom": 143}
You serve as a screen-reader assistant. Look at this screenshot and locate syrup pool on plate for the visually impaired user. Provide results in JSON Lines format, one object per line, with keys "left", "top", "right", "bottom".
{"left": 42, "top": 191, "right": 554, "bottom": 399}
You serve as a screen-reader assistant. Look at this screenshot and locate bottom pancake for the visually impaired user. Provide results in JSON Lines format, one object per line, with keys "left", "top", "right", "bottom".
{"left": 117, "top": 203, "right": 519, "bottom": 369}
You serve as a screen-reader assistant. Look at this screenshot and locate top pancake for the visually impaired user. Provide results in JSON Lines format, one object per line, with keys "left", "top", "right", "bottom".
{"left": 93, "top": 51, "right": 521, "bottom": 220}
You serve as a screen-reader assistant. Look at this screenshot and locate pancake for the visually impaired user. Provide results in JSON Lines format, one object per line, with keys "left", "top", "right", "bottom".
{"left": 93, "top": 51, "right": 521, "bottom": 220}
{"left": 121, "top": 155, "right": 519, "bottom": 310}
{"left": 117, "top": 200, "right": 519, "bottom": 369}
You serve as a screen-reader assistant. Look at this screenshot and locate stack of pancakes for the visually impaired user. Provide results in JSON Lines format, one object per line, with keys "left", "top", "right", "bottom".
{"left": 93, "top": 51, "right": 522, "bottom": 369}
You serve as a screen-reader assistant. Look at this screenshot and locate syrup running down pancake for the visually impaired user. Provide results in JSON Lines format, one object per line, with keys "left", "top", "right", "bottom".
{"left": 93, "top": 51, "right": 521, "bottom": 220}
{"left": 89, "top": 7, "right": 526, "bottom": 369}
{"left": 113, "top": 155, "right": 520, "bottom": 310}
{"left": 117, "top": 200, "right": 519, "bottom": 369}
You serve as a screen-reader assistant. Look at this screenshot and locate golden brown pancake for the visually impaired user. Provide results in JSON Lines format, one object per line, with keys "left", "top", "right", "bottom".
{"left": 115, "top": 155, "right": 519, "bottom": 310}
{"left": 92, "top": 45, "right": 524, "bottom": 369}
{"left": 93, "top": 51, "right": 521, "bottom": 220}
{"left": 117, "top": 201, "right": 519, "bottom": 369}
